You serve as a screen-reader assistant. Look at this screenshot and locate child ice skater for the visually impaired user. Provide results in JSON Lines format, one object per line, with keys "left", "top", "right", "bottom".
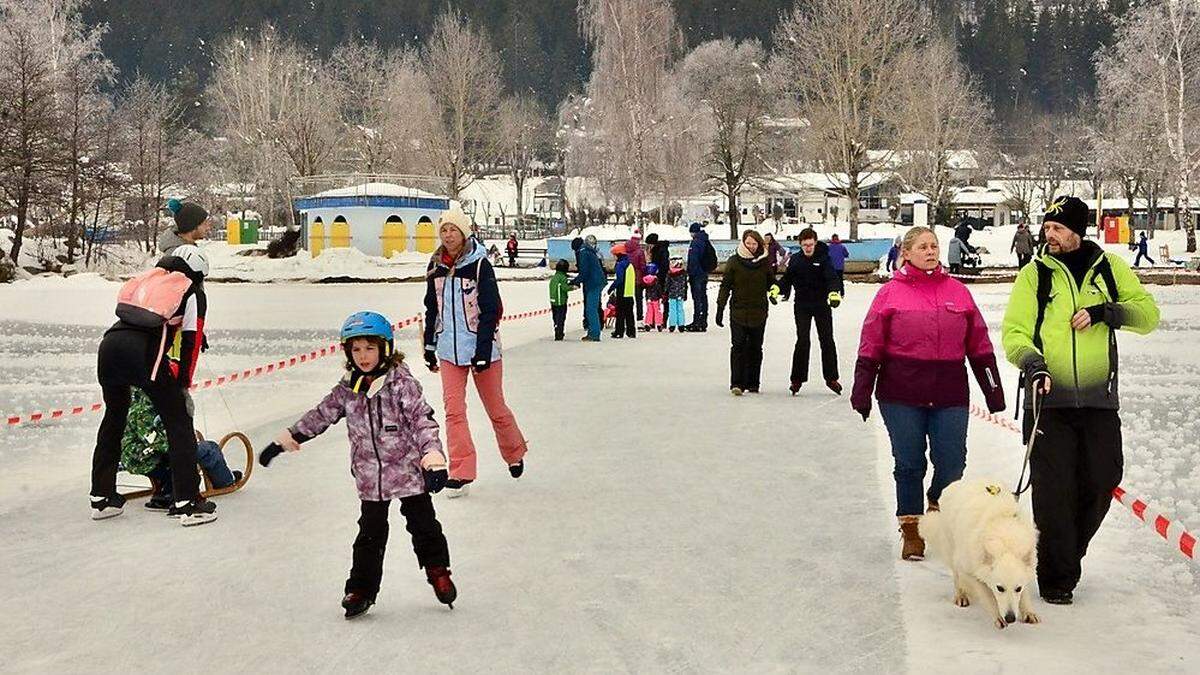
{"left": 549, "top": 259, "right": 575, "bottom": 340}
{"left": 666, "top": 256, "right": 689, "bottom": 333}
{"left": 608, "top": 243, "right": 637, "bottom": 338}
{"left": 261, "top": 311, "right": 456, "bottom": 619}
{"left": 643, "top": 263, "right": 665, "bottom": 331}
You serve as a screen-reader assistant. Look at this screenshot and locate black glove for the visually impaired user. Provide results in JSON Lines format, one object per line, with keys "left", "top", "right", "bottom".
{"left": 424, "top": 349, "right": 438, "bottom": 372}
{"left": 472, "top": 356, "right": 491, "bottom": 373}
{"left": 715, "top": 310, "right": 724, "bottom": 328}
{"left": 259, "top": 442, "right": 285, "bottom": 467}
{"left": 857, "top": 408, "right": 870, "bottom": 422}
{"left": 424, "top": 468, "right": 449, "bottom": 494}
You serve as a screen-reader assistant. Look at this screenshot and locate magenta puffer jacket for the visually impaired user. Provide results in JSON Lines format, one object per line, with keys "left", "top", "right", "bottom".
{"left": 851, "top": 263, "right": 1005, "bottom": 414}
{"left": 290, "top": 363, "right": 444, "bottom": 501}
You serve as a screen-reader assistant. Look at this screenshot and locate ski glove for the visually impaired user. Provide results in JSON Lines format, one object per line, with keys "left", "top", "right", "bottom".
{"left": 827, "top": 292, "right": 842, "bottom": 309}
{"left": 259, "top": 442, "right": 285, "bottom": 467}
{"left": 424, "top": 468, "right": 449, "bottom": 494}
{"left": 471, "top": 356, "right": 491, "bottom": 373}
{"left": 768, "top": 284, "right": 781, "bottom": 305}
{"left": 715, "top": 309, "right": 724, "bottom": 328}
{"left": 423, "top": 348, "right": 439, "bottom": 372}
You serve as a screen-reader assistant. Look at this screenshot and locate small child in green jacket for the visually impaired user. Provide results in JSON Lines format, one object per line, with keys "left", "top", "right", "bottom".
{"left": 549, "top": 259, "right": 575, "bottom": 340}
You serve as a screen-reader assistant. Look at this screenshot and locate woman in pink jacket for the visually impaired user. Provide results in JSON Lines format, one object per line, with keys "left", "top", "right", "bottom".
{"left": 851, "top": 226, "right": 1006, "bottom": 561}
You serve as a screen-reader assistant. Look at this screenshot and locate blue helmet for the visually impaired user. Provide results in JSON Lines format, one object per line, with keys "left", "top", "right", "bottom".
{"left": 341, "top": 311, "right": 394, "bottom": 356}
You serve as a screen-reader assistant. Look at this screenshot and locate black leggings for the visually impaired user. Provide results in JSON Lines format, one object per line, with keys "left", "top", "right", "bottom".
{"left": 346, "top": 494, "right": 450, "bottom": 599}
{"left": 92, "top": 382, "right": 200, "bottom": 501}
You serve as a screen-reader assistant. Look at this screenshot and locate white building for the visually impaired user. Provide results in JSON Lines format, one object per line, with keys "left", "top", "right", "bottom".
{"left": 292, "top": 182, "right": 451, "bottom": 257}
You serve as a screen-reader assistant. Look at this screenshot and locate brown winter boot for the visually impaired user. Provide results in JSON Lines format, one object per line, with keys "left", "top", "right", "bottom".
{"left": 899, "top": 516, "right": 925, "bottom": 561}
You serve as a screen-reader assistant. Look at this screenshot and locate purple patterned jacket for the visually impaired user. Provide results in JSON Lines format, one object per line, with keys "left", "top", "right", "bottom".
{"left": 290, "top": 363, "right": 444, "bottom": 501}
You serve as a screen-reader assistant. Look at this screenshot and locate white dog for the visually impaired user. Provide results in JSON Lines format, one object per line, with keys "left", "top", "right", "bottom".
{"left": 919, "top": 479, "right": 1041, "bottom": 629}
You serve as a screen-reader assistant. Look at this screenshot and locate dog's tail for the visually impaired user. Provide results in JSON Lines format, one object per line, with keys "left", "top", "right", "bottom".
{"left": 918, "top": 510, "right": 945, "bottom": 557}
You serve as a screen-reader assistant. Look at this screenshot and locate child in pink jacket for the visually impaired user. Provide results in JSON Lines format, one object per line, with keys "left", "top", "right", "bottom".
{"left": 262, "top": 311, "right": 457, "bottom": 619}
{"left": 850, "top": 227, "right": 1005, "bottom": 561}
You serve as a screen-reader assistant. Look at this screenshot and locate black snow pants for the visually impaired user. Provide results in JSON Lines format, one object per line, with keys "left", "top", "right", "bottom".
{"left": 730, "top": 321, "right": 766, "bottom": 391}
{"left": 92, "top": 382, "right": 201, "bottom": 502}
{"left": 1025, "top": 408, "right": 1123, "bottom": 595}
{"left": 613, "top": 296, "right": 636, "bottom": 338}
{"left": 551, "top": 304, "right": 567, "bottom": 340}
{"left": 347, "top": 494, "right": 450, "bottom": 600}
{"left": 791, "top": 303, "right": 839, "bottom": 385}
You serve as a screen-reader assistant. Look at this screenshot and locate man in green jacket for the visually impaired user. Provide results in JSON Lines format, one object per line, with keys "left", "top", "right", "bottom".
{"left": 1002, "top": 196, "right": 1159, "bottom": 606}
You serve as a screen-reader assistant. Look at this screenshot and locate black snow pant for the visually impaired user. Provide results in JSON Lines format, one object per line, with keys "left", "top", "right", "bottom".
{"left": 690, "top": 274, "right": 709, "bottom": 328}
{"left": 1025, "top": 408, "right": 1123, "bottom": 595}
{"left": 1017, "top": 252, "right": 1032, "bottom": 268}
{"left": 613, "top": 296, "right": 637, "bottom": 338}
{"left": 730, "top": 321, "right": 766, "bottom": 391}
{"left": 92, "top": 382, "right": 200, "bottom": 502}
{"left": 346, "top": 494, "right": 450, "bottom": 600}
{"left": 1134, "top": 251, "right": 1155, "bottom": 267}
{"left": 635, "top": 284, "right": 644, "bottom": 321}
{"left": 791, "top": 303, "right": 839, "bottom": 385}
{"left": 551, "top": 304, "right": 567, "bottom": 340}
{"left": 508, "top": 252, "right": 517, "bottom": 267}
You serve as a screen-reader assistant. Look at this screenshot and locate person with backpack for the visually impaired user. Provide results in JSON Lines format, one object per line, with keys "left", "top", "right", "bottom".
{"left": 852, "top": 226, "right": 1006, "bottom": 561}
{"left": 685, "top": 222, "right": 717, "bottom": 332}
{"left": 774, "top": 228, "right": 843, "bottom": 396}
{"left": 716, "top": 230, "right": 775, "bottom": 395}
{"left": 1011, "top": 222, "right": 1036, "bottom": 268}
{"left": 548, "top": 259, "right": 575, "bottom": 341}
{"left": 424, "top": 207, "right": 528, "bottom": 498}
{"left": 1001, "top": 196, "right": 1159, "bottom": 605}
{"left": 570, "top": 235, "right": 606, "bottom": 342}
{"left": 607, "top": 243, "right": 638, "bottom": 339}
{"left": 625, "top": 231, "right": 648, "bottom": 322}
{"left": 90, "top": 243, "right": 216, "bottom": 526}
{"left": 157, "top": 199, "right": 212, "bottom": 254}
{"left": 645, "top": 233, "right": 671, "bottom": 325}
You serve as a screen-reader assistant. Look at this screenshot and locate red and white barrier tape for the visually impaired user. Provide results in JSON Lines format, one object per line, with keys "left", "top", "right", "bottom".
{"left": 969, "top": 403, "right": 1197, "bottom": 565}
{"left": 3, "top": 302, "right": 581, "bottom": 428}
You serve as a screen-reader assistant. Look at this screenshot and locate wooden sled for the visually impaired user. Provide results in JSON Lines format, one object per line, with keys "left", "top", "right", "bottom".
{"left": 119, "top": 431, "right": 254, "bottom": 501}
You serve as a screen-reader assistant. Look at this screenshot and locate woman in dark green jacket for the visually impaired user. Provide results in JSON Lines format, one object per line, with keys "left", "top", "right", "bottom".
{"left": 717, "top": 229, "right": 774, "bottom": 395}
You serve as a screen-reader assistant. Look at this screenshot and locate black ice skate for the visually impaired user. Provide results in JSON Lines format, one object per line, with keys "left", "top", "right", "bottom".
{"left": 168, "top": 497, "right": 218, "bottom": 527}
{"left": 509, "top": 460, "right": 524, "bottom": 478}
{"left": 90, "top": 494, "right": 126, "bottom": 520}
{"left": 342, "top": 592, "right": 374, "bottom": 619}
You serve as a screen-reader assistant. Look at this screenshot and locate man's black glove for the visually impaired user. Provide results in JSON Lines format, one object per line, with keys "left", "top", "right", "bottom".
{"left": 424, "top": 348, "right": 438, "bottom": 372}
{"left": 715, "top": 310, "right": 724, "bottom": 328}
{"left": 259, "top": 442, "right": 285, "bottom": 467}
{"left": 472, "top": 356, "right": 491, "bottom": 373}
{"left": 424, "top": 468, "right": 449, "bottom": 494}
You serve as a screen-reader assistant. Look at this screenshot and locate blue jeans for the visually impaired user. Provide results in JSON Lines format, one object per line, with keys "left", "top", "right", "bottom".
{"left": 878, "top": 402, "right": 969, "bottom": 517}
{"left": 583, "top": 284, "right": 602, "bottom": 339}
{"left": 149, "top": 440, "right": 236, "bottom": 496}
{"left": 689, "top": 273, "right": 709, "bottom": 326}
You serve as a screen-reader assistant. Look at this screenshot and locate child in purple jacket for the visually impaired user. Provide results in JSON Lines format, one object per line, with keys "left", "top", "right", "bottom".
{"left": 262, "top": 311, "right": 457, "bottom": 619}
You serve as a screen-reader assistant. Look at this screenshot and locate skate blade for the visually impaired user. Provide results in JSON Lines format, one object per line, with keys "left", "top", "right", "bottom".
{"left": 446, "top": 485, "right": 470, "bottom": 499}
{"left": 91, "top": 508, "right": 123, "bottom": 521}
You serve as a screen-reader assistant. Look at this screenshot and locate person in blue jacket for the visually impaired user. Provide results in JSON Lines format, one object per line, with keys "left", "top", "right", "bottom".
{"left": 571, "top": 235, "right": 607, "bottom": 342}
{"left": 827, "top": 233, "right": 850, "bottom": 293}
{"left": 1134, "top": 232, "right": 1156, "bottom": 267}
{"left": 686, "top": 222, "right": 711, "bottom": 332}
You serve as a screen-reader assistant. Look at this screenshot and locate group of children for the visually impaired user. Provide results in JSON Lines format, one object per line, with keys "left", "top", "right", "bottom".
{"left": 548, "top": 248, "right": 691, "bottom": 340}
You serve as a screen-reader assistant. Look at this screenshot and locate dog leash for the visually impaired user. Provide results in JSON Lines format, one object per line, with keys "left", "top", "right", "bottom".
{"left": 1012, "top": 384, "right": 1044, "bottom": 502}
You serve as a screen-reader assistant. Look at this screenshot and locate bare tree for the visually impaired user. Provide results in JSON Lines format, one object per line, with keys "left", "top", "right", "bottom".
{"left": 0, "top": 1, "right": 64, "bottom": 263}
{"left": 678, "top": 38, "right": 770, "bottom": 237}
{"left": 772, "top": 0, "right": 920, "bottom": 239}
{"left": 1002, "top": 113, "right": 1086, "bottom": 224}
{"left": 1105, "top": 1, "right": 1200, "bottom": 252}
{"left": 422, "top": 11, "right": 504, "bottom": 200}
{"left": 498, "top": 95, "right": 549, "bottom": 222}
{"left": 649, "top": 75, "right": 706, "bottom": 228}
{"left": 119, "top": 76, "right": 185, "bottom": 251}
{"left": 893, "top": 40, "right": 993, "bottom": 227}
{"left": 578, "top": 0, "right": 681, "bottom": 211}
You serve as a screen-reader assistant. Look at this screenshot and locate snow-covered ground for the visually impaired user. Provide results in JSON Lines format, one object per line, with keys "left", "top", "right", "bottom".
{"left": 1, "top": 277, "right": 1198, "bottom": 673}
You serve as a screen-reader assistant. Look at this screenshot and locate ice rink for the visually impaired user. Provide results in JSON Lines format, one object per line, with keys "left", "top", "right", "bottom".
{"left": 2, "top": 277, "right": 1198, "bottom": 673}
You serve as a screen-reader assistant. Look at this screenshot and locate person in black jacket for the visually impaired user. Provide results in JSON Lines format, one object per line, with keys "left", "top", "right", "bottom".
{"left": 645, "top": 233, "right": 671, "bottom": 327}
{"left": 774, "top": 228, "right": 843, "bottom": 396}
{"left": 90, "top": 244, "right": 216, "bottom": 526}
